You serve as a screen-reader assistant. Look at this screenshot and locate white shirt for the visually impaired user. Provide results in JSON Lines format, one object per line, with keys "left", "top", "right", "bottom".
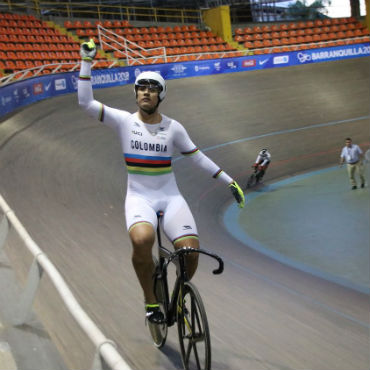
{"left": 340, "top": 144, "right": 362, "bottom": 164}
{"left": 255, "top": 150, "right": 271, "bottom": 166}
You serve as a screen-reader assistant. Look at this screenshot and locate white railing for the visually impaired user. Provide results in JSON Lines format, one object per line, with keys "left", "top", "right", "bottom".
{"left": 98, "top": 24, "right": 168, "bottom": 65}
{"left": 0, "top": 59, "right": 117, "bottom": 87}
{"left": 0, "top": 193, "right": 132, "bottom": 370}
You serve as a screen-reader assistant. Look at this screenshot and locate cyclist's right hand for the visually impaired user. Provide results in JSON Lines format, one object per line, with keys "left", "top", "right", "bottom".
{"left": 80, "top": 38, "right": 97, "bottom": 61}
{"left": 229, "top": 181, "right": 245, "bottom": 208}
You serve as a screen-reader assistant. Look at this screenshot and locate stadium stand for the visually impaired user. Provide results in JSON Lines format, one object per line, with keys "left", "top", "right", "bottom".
{"left": 0, "top": 12, "right": 110, "bottom": 78}
{"left": 0, "top": 9, "right": 369, "bottom": 79}
{"left": 64, "top": 19, "right": 239, "bottom": 64}
{"left": 234, "top": 17, "right": 370, "bottom": 54}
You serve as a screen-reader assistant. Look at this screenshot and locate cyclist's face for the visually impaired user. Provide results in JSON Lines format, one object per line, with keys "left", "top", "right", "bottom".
{"left": 345, "top": 139, "right": 352, "bottom": 147}
{"left": 136, "top": 84, "right": 160, "bottom": 111}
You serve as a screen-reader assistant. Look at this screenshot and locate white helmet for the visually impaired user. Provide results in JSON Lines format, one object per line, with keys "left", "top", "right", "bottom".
{"left": 134, "top": 71, "right": 166, "bottom": 101}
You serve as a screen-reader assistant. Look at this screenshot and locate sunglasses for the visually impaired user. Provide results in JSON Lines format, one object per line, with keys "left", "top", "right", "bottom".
{"left": 137, "top": 85, "right": 161, "bottom": 93}
{"left": 136, "top": 79, "right": 162, "bottom": 93}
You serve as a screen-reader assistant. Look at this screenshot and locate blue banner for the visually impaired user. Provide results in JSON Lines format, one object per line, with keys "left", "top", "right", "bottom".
{"left": 1, "top": 43, "right": 369, "bottom": 118}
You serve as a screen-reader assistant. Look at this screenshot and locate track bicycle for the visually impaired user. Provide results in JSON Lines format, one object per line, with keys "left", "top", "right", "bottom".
{"left": 246, "top": 166, "right": 265, "bottom": 188}
{"left": 147, "top": 211, "right": 224, "bottom": 370}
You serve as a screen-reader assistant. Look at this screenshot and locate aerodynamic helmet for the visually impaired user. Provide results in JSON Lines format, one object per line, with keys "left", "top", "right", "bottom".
{"left": 261, "top": 149, "right": 268, "bottom": 155}
{"left": 134, "top": 71, "right": 166, "bottom": 101}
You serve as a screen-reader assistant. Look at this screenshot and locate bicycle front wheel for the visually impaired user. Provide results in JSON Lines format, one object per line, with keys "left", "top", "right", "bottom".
{"left": 246, "top": 173, "right": 256, "bottom": 188}
{"left": 177, "top": 282, "right": 211, "bottom": 370}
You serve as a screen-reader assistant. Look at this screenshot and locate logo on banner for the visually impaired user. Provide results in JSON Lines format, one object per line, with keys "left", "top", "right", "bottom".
{"left": 310, "top": 45, "right": 370, "bottom": 61}
{"left": 273, "top": 55, "right": 289, "bottom": 65}
{"left": 242, "top": 59, "right": 256, "bottom": 68}
{"left": 21, "top": 86, "right": 31, "bottom": 98}
{"left": 214, "top": 62, "right": 221, "bottom": 71}
{"left": 1, "top": 95, "right": 12, "bottom": 106}
{"left": 71, "top": 75, "right": 78, "bottom": 90}
{"left": 45, "top": 81, "right": 52, "bottom": 91}
{"left": 134, "top": 68, "right": 142, "bottom": 77}
{"left": 55, "top": 78, "right": 67, "bottom": 91}
{"left": 33, "top": 83, "right": 43, "bottom": 95}
{"left": 171, "top": 64, "right": 187, "bottom": 75}
{"left": 297, "top": 52, "right": 311, "bottom": 63}
{"left": 13, "top": 88, "right": 19, "bottom": 102}
{"left": 91, "top": 72, "right": 130, "bottom": 85}
{"left": 259, "top": 58, "right": 269, "bottom": 66}
{"left": 194, "top": 65, "right": 210, "bottom": 72}
{"left": 225, "top": 61, "right": 237, "bottom": 69}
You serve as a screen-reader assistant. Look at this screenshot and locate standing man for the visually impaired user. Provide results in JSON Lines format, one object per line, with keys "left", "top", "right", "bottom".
{"left": 340, "top": 137, "right": 365, "bottom": 189}
{"left": 78, "top": 39, "right": 244, "bottom": 323}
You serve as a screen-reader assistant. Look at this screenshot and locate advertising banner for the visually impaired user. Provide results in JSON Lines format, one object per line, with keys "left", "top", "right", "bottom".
{"left": 1, "top": 43, "right": 369, "bottom": 118}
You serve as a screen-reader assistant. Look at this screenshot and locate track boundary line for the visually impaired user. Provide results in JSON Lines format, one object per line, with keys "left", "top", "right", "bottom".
{"left": 173, "top": 115, "right": 369, "bottom": 161}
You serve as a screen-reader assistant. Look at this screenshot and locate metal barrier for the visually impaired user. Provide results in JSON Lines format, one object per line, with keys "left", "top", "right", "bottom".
{"left": 0, "top": 193, "right": 132, "bottom": 370}
{"left": 98, "top": 24, "right": 167, "bottom": 66}
{"left": 0, "top": 59, "right": 117, "bottom": 87}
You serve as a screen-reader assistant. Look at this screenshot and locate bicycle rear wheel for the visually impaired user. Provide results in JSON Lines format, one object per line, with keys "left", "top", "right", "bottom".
{"left": 148, "top": 257, "right": 168, "bottom": 348}
{"left": 177, "top": 282, "right": 211, "bottom": 370}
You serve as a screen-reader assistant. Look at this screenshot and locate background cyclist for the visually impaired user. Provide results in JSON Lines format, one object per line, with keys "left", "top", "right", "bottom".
{"left": 252, "top": 148, "right": 271, "bottom": 182}
{"left": 78, "top": 39, "right": 245, "bottom": 324}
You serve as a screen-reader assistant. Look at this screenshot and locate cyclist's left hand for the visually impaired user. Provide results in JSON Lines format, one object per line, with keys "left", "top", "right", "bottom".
{"left": 229, "top": 181, "right": 245, "bottom": 208}
{"left": 80, "top": 38, "right": 97, "bottom": 61}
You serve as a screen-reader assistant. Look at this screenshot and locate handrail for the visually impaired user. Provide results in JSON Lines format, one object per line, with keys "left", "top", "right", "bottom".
{"left": 0, "top": 60, "right": 116, "bottom": 87}
{"left": 98, "top": 25, "right": 167, "bottom": 66}
{"left": 0, "top": 193, "right": 132, "bottom": 370}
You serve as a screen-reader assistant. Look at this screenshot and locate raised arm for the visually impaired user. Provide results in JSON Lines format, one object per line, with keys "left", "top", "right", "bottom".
{"left": 78, "top": 39, "right": 128, "bottom": 129}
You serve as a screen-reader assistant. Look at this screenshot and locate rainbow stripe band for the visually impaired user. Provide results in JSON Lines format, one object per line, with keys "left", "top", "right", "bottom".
{"left": 128, "top": 221, "right": 153, "bottom": 233}
{"left": 181, "top": 147, "right": 199, "bottom": 156}
{"left": 124, "top": 153, "right": 172, "bottom": 175}
{"left": 173, "top": 234, "right": 199, "bottom": 244}
{"left": 79, "top": 75, "right": 91, "bottom": 80}
{"left": 98, "top": 103, "right": 105, "bottom": 122}
{"left": 213, "top": 169, "right": 223, "bottom": 178}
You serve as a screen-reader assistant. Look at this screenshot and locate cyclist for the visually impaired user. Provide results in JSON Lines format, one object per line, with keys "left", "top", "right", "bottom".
{"left": 252, "top": 148, "right": 271, "bottom": 182}
{"left": 78, "top": 40, "right": 244, "bottom": 324}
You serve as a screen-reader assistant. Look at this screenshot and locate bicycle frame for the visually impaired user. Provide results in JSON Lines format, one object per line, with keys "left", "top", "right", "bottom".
{"left": 154, "top": 212, "right": 223, "bottom": 327}
{"left": 155, "top": 218, "right": 187, "bottom": 327}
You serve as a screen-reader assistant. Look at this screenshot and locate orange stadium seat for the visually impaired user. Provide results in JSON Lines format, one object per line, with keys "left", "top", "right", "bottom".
{"left": 243, "top": 27, "right": 253, "bottom": 34}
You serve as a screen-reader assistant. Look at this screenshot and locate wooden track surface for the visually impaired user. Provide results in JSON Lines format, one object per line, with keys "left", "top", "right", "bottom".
{"left": 0, "top": 57, "right": 369, "bottom": 370}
